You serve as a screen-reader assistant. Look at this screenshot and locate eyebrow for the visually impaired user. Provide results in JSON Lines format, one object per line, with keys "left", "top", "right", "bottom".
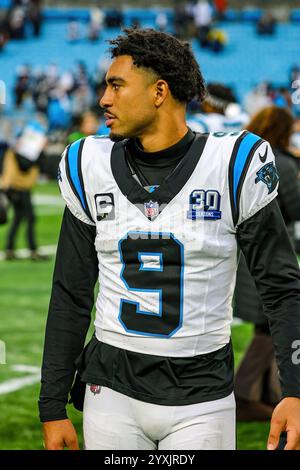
{"left": 106, "top": 76, "right": 126, "bottom": 85}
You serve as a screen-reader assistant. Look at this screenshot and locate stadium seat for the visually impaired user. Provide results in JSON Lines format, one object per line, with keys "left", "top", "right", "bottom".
{"left": 223, "top": 9, "right": 241, "bottom": 22}
{"left": 0, "top": 0, "right": 12, "bottom": 10}
{"left": 240, "top": 9, "right": 263, "bottom": 22}
{"left": 290, "top": 9, "right": 300, "bottom": 22}
{"left": 43, "top": 8, "right": 90, "bottom": 22}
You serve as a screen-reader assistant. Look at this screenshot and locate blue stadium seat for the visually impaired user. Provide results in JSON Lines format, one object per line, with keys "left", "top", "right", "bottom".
{"left": 223, "top": 9, "right": 241, "bottom": 22}
{"left": 43, "top": 8, "right": 90, "bottom": 22}
{"left": 240, "top": 9, "right": 263, "bottom": 22}
{"left": 290, "top": 9, "right": 300, "bottom": 22}
{"left": 0, "top": 0, "right": 12, "bottom": 9}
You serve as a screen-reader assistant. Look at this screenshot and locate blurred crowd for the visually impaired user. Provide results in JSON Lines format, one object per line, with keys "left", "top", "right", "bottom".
{"left": 173, "top": 0, "right": 228, "bottom": 52}
{"left": 1, "top": 54, "right": 299, "bottom": 181}
{"left": 0, "top": 0, "right": 42, "bottom": 51}
{"left": 13, "top": 61, "right": 107, "bottom": 128}
{"left": 64, "top": 1, "right": 229, "bottom": 53}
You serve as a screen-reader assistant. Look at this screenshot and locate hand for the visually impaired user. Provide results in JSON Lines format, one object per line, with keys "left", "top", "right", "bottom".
{"left": 267, "top": 397, "right": 300, "bottom": 450}
{"left": 42, "top": 418, "right": 80, "bottom": 450}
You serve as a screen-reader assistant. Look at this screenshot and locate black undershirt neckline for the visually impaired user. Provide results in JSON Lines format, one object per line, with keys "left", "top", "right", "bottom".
{"left": 126, "top": 128, "right": 196, "bottom": 187}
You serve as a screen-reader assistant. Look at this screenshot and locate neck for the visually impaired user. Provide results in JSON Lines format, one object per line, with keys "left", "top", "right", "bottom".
{"left": 137, "top": 108, "right": 188, "bottom": 153}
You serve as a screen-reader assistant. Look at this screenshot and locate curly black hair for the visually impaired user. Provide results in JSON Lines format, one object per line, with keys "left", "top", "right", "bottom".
{"left": 107, "top": 28, "right": 207, "bottom": 104}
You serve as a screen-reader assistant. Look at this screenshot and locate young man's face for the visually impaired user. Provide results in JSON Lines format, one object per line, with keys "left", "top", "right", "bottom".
{"left": 100, "top": 55, "right": 158, "bottom": 141}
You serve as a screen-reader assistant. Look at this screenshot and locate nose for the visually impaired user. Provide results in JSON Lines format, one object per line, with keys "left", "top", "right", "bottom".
{"left": 100, "top": 87, "right": 113, "bottom": 109}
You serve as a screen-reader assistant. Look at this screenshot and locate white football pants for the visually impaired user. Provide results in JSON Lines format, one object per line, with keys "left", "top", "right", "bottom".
{"left": 83, "top": 385, "right": 236, "bottom": 450}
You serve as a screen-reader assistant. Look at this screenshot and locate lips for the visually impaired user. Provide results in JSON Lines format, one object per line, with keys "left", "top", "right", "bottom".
{"left": 104, "top": 112, "right": 117, "bottom": 127}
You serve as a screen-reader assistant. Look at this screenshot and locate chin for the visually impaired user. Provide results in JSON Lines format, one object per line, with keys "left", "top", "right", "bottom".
{"left": 109, "top": 131, "right": 127, "bottom": 142}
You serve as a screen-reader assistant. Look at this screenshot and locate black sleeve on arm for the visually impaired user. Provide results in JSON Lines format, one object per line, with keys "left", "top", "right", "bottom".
{"left": 276, "top": 157, "right": 300, "bottom": 224}
{"left": 237, "top": 199, "right": 300, "bottom": 398}
{"left": 38, "top": 207, "right": 98, "bottom": 422}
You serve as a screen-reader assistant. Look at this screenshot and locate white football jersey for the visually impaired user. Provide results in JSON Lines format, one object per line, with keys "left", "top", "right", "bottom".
{"left": 187, "top": 111, "right": 249, "bottom": 134}
{"left": 58, "top": 131, "right": 278, "bottom": 358}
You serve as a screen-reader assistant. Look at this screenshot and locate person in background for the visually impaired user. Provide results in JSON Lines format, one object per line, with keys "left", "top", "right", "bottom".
{"left": 243, "top": 82, "right": 273, "bottom": 117}
{"left": 188, "top": 82, "right": 249, "bottom": 133}
{"left": 67, "top": 111, "right": 102, "bottom": 145}
{"left": 0, "top": 120, "right": 47, "bottom": 261}
{"left": 193, "top": 0, "right": 213, "bottom": 48}
{"left": 256, "top": 12, "right": 276, "bottom": 36}
{"left": 0, "top": 138, "right": 9, "bottom": 224}
{"left": 214, "top": 0, "right": 227, "bottom": 20}
{"left": 87, "top": 8, "right": 104, "bottom": 41}
{"left": 291, "top": 116, "right": 300, "bottom": 158}
{"left": 234, "top": 106, "right": 300, "bottom": 421}
{"left": 28, "top": 0, "right": 43, "bottom": 37}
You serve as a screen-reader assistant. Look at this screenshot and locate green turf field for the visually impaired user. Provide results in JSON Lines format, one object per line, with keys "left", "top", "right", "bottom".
{"left": 0, "top": 181, "right": 270, "bottom": 450}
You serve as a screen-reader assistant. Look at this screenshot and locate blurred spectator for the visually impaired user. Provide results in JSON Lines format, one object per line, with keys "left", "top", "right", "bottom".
{"left": 234, "top": 106, "right": 300, "bottom": 421}
{"left": 290, "top": 65, "right": 300, "bottom": 85}
{"left": 155, "top": 12, "right": 168, "bottom": 32}
{"left": 193, "top": 0, "right": 213, "bottom": 28}
{"left": 67, "top": 19, "right": 81, "bottom": 43}
{"left": 46, "top": 62, "right": 59, "bottom": 88}
{"left": 59, "top": 70, "right": 75, "bottom": 95}
{"left": 291, "top": 117, "right": 300, "bottom": 152}
{"left": 0, "top": 119, "right": 48, "bottom": 260}
{"left": 193, "top": 0, "right": 213, "bottom": 48}
{"left": 105, "top": 8, "right": 123, "bottom": 28}
{"left": 7, "top": 4, "right": 26, "bottom": 39}
{"left": 74, "top": 61, "right": 89, "bottom": 88}
{"left": 0, "top": 139, "right": 9, "bottom": 175}
{"left": 71, "top": 85, "right": 93, "bottom": 119}
{"left": 48, "top": 89, "right": 71, "bottom": 131}
{"left": 173, "top": 2, "right": 194, "bottom": 39}
{"left": 0, "top": 188, "right": 8, "bottom": 224}
{"left": 244, "top": 83, "right": 273, "bottom": 117}
{"left": 214, "top": 0, "right": 227, "bottom": 20}
{"left": 0, "top": 10, "right": 9, "bottom": 51}
{"left": 206, "top": 27, "right": 227, "bottom": 52}
{"left": 0, "top": 27, "right": 7, "bottom": 51}
{"left": 256, "top": 12, "right": 276, "bottom": 36}
{"left": 273, "top": 87, "right": 293, "bottom": 109}
{"left": 188, "top": 83, "right": 249, "bottom": 133}
{"left": 87, "top": 8, "right": 104, "bottom": 42}
{"left": 14, "top": 65, "right": 31, "bottom": 107}
{"left": 27, "top": 0, "right": 42, "bottom": 37}
{"left": 67, "top": 110, "right": 101, "bottom": 145}
{"left": 32, "top": 69, "right": 51, "bottom": 113}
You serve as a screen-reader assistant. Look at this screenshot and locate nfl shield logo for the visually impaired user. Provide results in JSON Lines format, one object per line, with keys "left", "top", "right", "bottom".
{"left": 90, "top": 384, "right": 101, "bottom": 395}
{"left": 144, "top": 200, "right": 159, "bottom": 219}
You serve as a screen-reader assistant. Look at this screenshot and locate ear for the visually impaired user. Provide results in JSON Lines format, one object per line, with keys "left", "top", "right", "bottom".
{"left": 154, "top": 80, "right": 169, "bottom": 107}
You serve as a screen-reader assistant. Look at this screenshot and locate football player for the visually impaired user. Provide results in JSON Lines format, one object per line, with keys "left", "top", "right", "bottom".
{"left": 187, "top": 83, "right": 249, "bottom": 134}
{"left": 39, "top": 28, "right": 300, "bottom": 450}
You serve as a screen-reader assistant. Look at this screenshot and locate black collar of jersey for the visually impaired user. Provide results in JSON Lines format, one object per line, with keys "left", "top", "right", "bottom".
{"left": 127, "top": 128, "right": 196, "bottom": 167}
{"left": 110, "top": 132, "right": 209, "bottom": 220}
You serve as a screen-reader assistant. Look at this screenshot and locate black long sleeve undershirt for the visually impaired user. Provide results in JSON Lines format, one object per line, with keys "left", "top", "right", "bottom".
{"left": 237, "top": 199, "right": 300, "bottom": 398}
{"left": 39, "top": 200, "right": 300, "bottom": 421}
{"left": 38, "top": 208, "right": 98, "bottom": 421}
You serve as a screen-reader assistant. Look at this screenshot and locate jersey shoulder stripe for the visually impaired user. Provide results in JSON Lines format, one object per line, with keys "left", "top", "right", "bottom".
{"left": 65, "top": 138, "right": 94, "bottom": 223}
{"left": 229, "top": 131, "right": 264, "bottom": 226}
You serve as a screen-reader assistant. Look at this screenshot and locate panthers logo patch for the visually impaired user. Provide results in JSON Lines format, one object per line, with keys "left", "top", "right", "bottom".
{"left": 255, "top": 162, "right": 279, "bottom": 194}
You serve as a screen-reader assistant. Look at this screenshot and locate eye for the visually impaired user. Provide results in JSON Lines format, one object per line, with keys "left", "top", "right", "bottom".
{"left": 112, "top": 83, "right": 120, "bottom": 91}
